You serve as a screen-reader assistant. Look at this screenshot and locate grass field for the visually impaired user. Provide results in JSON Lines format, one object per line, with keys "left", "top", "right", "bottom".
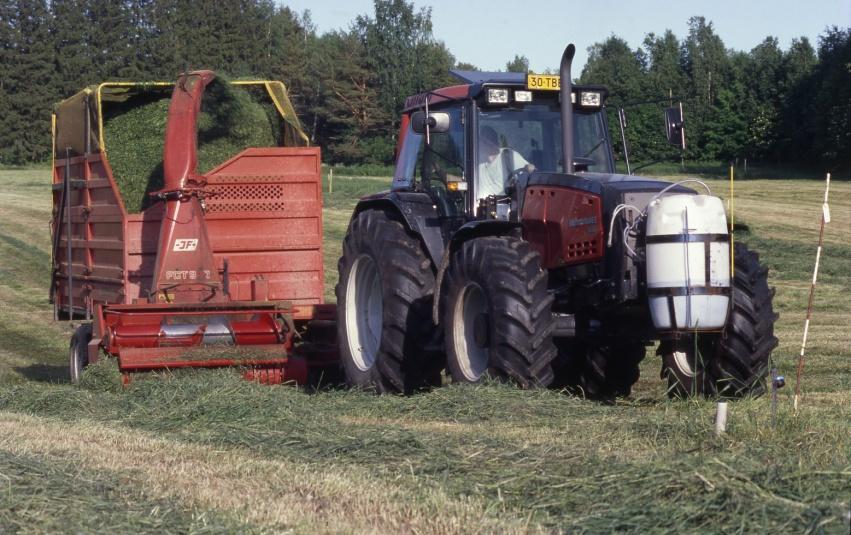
{"left": 0, "top": 168, "right": 849, "bottom": 533}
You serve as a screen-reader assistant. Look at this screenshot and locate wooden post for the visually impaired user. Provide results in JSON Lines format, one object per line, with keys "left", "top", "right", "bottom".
{"left": 329, "top": 168, "right": 333, "bottom": 194}
{"left": 794, "top": 173, "right": 831, "bottom": 413}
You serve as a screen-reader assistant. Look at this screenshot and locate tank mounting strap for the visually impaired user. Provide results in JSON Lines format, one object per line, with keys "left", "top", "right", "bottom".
{"left": 647, "top": 286, "right": 731, "bottom": 297}
{"left": 644, "top": 233, "right": 728, "bottom": 244}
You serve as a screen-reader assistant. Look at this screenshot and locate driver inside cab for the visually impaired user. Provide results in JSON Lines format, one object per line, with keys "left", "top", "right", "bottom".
{"left": 477, "top": 125, "right": 535, "bottom": 200}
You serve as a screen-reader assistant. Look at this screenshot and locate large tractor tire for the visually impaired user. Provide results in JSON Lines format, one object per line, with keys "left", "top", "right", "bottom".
{"left": 553, "top": 341, "right": 645, "bottom": 399}
{"left": 442, "top": 236, "right": 555, "bottom": 388}
{"left": 69, "top": 323, "right": 93, "bottom": 384}
{"left": 660, "top": 243, "right": 778, "bottom": 398}
{"left": 336, "top": 210, "right": 441, "bottom": 393}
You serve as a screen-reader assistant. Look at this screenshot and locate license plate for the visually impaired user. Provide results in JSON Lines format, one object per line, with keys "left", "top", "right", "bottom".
{"left": 527, "top": 74, "right": 560, "bottom": 91}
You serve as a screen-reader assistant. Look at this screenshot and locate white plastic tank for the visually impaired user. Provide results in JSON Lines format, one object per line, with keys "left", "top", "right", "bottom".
{"left": 645, "top": 194, "right": 730, "bottom": 330}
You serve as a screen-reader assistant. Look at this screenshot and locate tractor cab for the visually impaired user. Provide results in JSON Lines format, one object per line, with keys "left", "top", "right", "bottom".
{"left": 392, "top": 71, "right": 614, "bottom": 222}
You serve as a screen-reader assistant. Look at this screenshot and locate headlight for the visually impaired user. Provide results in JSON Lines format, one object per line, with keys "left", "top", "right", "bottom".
{"left": 487, "top": 88, "right": 509, "bottom": 104}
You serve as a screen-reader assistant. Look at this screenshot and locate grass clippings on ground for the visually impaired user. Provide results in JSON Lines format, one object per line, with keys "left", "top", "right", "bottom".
{"left": 0, "top": 168, "right": 848, "bottom": 532}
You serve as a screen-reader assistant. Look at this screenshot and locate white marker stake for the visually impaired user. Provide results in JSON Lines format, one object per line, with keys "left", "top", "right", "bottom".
{"left": 715, "top": 401, "right": 728, "bottom": 436}
{"left": 794, "top": 173, "right": 831, "bottom": 413}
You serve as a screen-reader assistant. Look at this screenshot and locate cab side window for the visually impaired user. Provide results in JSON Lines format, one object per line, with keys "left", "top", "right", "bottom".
{"left": 392, "top": 123, "right": 423, "bottom": 190}
{"left": 420, "top": 107, "right": 465, "bottom": 216}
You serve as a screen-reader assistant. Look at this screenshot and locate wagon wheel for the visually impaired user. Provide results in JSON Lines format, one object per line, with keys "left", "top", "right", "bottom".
{"left": 69, "top": 323, "right": 93, "bottom": 384}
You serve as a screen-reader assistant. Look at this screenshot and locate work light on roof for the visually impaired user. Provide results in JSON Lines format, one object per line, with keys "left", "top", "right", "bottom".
{"left": 580, "top": 91, "right": 602, "bottom": 107}
{"left": 514, "top": 90, "right": 532, "bottom": 102}
{"left": 487, "top": 88, "right": 510, "bottom": 104}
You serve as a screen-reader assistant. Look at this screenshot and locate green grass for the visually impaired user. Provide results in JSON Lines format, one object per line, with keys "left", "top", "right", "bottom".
{"left": 0, "top": 169, "right": 849, "bottom": 533}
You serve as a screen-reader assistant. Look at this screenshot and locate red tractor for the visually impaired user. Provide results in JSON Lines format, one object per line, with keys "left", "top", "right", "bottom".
{"left": 336, "top": 44, "right": 778, "bottom": 398}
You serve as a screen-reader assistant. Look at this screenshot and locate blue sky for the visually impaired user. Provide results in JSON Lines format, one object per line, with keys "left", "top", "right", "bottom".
{"left": 279, "top": 0, "right": 850, "bottom": 74}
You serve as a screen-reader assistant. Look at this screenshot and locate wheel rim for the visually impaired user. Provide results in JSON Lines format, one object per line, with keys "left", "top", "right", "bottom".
{"left": 69, "top": 338, "right": 82, "bottom": 383}
{"left": 345, "top": 255, "right": 383, "bottom": 371}
{"left": 452, "top": 282, "right": 490, "bottom": 381}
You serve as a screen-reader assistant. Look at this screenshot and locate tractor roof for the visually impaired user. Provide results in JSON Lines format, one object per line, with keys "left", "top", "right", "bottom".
{"left": 402, "top": 70, "right": 607, "bottom": 112}
{"left": 449, "top": 70, "right": 527, "bottom": 85}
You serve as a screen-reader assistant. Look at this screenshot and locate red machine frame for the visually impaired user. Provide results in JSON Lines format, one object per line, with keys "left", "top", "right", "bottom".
{"left": 51, "top": 72, "right": 336, "bottom": 384}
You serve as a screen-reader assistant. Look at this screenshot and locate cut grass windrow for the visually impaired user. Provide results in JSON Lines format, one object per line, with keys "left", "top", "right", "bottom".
{"left": 0, "top": 369, "right": 848, "bottom": 533}
{"left": 0, "top": 446, "right": 248, "bottom": 533}
{"left": 0, "top": 411, "right": 508, "bottom": 534}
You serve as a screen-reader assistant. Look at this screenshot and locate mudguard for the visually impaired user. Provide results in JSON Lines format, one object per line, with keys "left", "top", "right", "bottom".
{"left": 353, "top": 191, "right": 447, "bottom": 268}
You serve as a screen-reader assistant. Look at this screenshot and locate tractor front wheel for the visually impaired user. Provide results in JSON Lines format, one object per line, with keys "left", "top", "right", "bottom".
{"left": 660, "top": 243, "right": 778, "bottom": 398}
{"left": 336, "top": 210, "right": 441, "bottom": 393}
{"left": 69, "top": 323, "right": 93, "bottom": 384}
{"left": 443, "top": 236, "right": 555, "bottom": 388}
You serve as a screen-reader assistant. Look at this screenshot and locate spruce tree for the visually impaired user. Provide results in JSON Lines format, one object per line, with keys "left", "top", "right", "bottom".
{"left": 266, "top": 7, "right": 316, "bottom": 136}
{"left": 580, "top": 37, "right": 655, "bottom": 163}
{"left": 777, "top": 38, "right": 817, "bottom": 161}
{"left": 312, "top": 30, "right": 387, "bottom": 164}
{"left": 1, "top": 0, "right": 56, "bottom": 163}
{"left": 742, "top": 38, "right": 784, "bottom": 160}
{"left": 811, "top": 27, "right": 851, "bottom": 167}
{"left": 51, "top": 0, "right": 92, "bottom": 95}
{"left": 682, "top": 17, "right": 732, "bottom": 160}
{"left": 86, "top": 0, "right": 141, "bottom": 80}
{"left": 355, "top": 0, "right": 438, "bottom": 135}
{"left": 0, "top": 1, "right": 15, "bottom": 162}
{"left": 146, "top": 0, "right": 194, "bottom": 77}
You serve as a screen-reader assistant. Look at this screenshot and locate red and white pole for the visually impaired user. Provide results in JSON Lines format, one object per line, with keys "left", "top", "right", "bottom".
{"left": 793, "top": 173, "right": 831, "bottom": 413}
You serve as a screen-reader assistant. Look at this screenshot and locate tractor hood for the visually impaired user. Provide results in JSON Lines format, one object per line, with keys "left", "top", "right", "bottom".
{"left": 527, "top": 171, "right": 697, "bottom": 219}
{"left": 532, "top": 171, "right": 697, "bottom": 193}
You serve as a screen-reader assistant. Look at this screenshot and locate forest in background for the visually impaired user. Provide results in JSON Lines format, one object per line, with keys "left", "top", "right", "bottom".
{"left": 0, "top": 0, "right": 849, "bottom": 171}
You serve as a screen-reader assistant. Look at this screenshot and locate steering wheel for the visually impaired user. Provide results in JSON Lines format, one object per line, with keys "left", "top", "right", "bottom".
{"left": 429, "top": 181, "right": 453, "bottom": 216}
{"left": 505, "top": 166, "right": 532, "bottom": 195}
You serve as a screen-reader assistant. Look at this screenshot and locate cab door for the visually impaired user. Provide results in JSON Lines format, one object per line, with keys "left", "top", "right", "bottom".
{"left": 392, "top": 105, "right": 468, "bottom": 219}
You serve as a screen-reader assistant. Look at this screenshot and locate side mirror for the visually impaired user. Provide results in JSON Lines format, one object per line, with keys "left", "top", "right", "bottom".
{"left": 411, "top": 111, "right": 450, "bottom": 135}
{"left": 665, "top": 103, "right": 686, "bottom": 150}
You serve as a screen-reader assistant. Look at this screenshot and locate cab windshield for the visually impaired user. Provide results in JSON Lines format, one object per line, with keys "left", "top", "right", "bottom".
{"left": 476, "top": 102, "right": 613, "bottom": 185}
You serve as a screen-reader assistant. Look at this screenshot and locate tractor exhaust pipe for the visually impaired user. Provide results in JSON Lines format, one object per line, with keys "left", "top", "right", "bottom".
{"left": 560, "top": 44, "right": 576, "bottom": 174}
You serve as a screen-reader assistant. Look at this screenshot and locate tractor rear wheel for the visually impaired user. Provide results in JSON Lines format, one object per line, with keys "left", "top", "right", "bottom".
{"left": 69, "top": 323, "right": 93, "bottom": 384}
{"left": 553, "top": 340, "right": 645, "bottom": 399}
{"left": 660, "top": 243, "right": 778, "bottom": 398}
{"left": 336, "top": 210, "right": 441, "bottom": 393}
{"left": 443, "top": 236, "right": 555, "bottom": 388}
